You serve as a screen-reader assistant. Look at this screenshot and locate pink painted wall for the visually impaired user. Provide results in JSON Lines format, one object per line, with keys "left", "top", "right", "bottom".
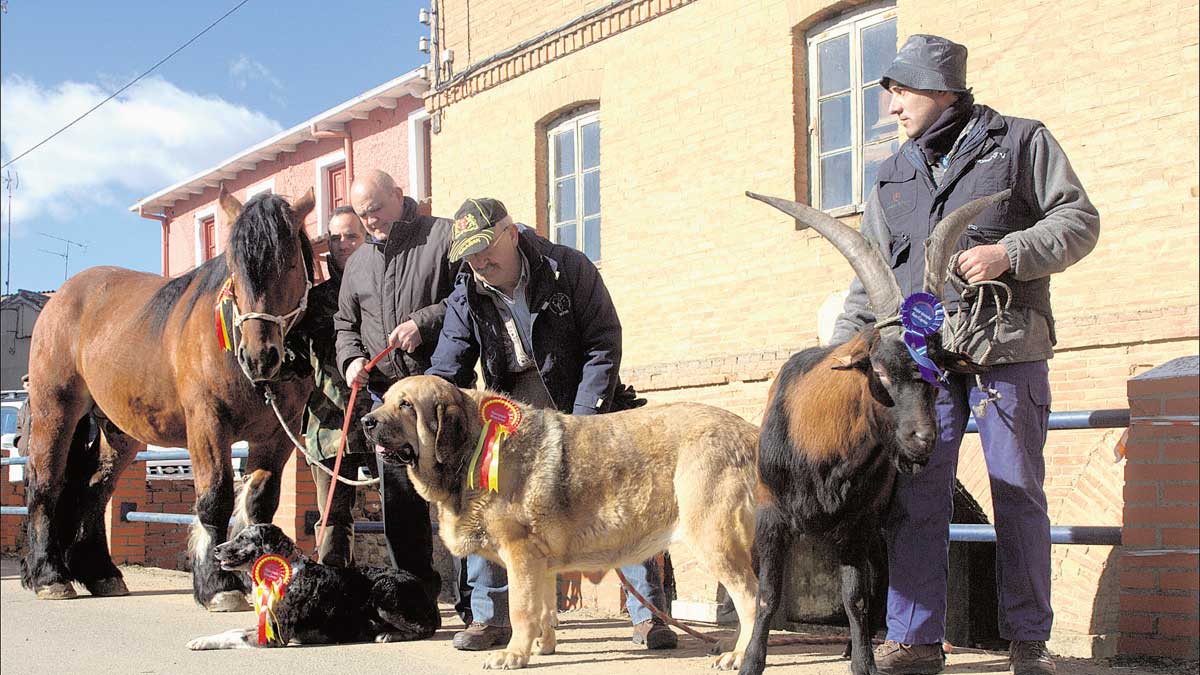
{"left": 160, "top": 96, "right": 425, "bottom": 277}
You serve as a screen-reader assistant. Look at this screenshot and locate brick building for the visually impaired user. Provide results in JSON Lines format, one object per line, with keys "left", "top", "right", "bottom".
{"left": 130, "top": 68, "right": 431, "bottom": 277}
{"left": 420, "top": 0, "right": 1199, "bottom": 658}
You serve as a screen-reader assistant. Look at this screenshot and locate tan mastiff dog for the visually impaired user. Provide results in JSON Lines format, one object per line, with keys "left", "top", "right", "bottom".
{"left": 362, "top": 375, "right": 759, "bottom": 670}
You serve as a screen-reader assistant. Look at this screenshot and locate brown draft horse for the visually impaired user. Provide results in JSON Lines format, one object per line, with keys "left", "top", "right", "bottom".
{"left": 21, "top": 188, "right": 316, "bottom": 611}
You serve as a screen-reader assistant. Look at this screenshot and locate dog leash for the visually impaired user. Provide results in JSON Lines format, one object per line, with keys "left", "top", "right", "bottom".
{"left": 313, "top": 345, "right": 396, "bottom": 556}
{"left": 614, "top": 569, "right": 877, "bottom": 649}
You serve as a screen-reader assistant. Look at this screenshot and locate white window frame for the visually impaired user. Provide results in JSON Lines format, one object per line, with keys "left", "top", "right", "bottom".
{"left": 807, "top": 4, "right": 898, "bottom": 215}
{"left": 546, "top": 106, "right": 601, "bottom": 261}
{"left": 408, "top": 108, "right": 431, "bottom": 201}
{"left": 314, "top": 150, "right": 347, "bottom": 236}
{"left": 193, "top": 206, "right": 217, "bottom": 267}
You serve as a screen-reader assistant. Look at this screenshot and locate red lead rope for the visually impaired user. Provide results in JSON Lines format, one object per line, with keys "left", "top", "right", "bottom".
{"left": 314, "top": 345, "right": 396, "bottom": 555}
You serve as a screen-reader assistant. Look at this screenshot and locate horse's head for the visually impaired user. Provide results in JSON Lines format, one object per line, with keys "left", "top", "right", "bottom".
{"left": 219, "top": 186, "right": 315, "bottom": 383}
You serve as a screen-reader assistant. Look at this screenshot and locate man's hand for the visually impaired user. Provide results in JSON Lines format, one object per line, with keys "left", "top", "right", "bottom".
{"left": 388, "top": 320, "right": 423, "bottom": 352}
{"left": 956, "top": 244, "right": 1011, "bottom": 283}
{"left": 345, "top": 357, "right": 369, "bottom": 387}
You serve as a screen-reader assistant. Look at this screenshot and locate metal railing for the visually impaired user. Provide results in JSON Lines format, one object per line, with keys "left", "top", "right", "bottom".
{"left": 1, "top": 409, "right": 1133, "bottom": 545}
{"left": 1, "top": 447, "right": 389, "bottom": 533}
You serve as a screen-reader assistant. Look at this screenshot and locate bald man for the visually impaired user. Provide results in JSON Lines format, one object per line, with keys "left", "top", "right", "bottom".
{"left": 334, "top": 169, "right": 457, "bottom": 591}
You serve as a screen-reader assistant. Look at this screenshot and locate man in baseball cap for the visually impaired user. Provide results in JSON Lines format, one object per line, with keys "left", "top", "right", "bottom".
{"left": 431, "top": 198, "right": 672, "bottom": 653}
{"left": 449, "top": 197, "right": 510, "bottom": 263}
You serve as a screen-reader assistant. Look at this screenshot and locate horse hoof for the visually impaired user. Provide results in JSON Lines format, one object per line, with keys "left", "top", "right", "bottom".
{"left": 36, "top": 583, "right": 78, "bottom": 600}
{"left": 85, "top": 577, "right": 130, "bottom": 597}
{"left": 206, "top": 590, "right": 251, "bottom": 612}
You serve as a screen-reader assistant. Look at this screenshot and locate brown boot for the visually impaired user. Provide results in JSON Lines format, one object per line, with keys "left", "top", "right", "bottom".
{"left": 1010, "top": 640, "right": 1056, "bottom": 675}
{"left": 451, "top": 622, "right": 512, "bottom": 651}
{"left": 873, "top": 640, "right": 945, "bottom": 675}
{"left": 631, "top": 618, "right": 678, "bottom": 649}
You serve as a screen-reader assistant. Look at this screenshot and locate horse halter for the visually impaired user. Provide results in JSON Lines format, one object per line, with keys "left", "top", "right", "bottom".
{"left": 225, "top": 276, "right": 312, "bottom": 337}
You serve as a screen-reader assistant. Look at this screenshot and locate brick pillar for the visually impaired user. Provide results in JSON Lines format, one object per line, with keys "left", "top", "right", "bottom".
{"left": 0, "top": 460, "right": 28, "bottom": 554}
{"left": 273, "top": 448, "right": 318, "bottom": 554}
{"left": 104, "top": 463, "right": 148, "bottom": 564}
{"left": 1119, "top": 355, "right": 1199, "bottom": 660}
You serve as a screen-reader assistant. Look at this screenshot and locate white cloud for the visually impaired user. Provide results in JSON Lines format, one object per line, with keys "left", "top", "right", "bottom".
{"left": 0, "top": 74, "right": 283, "bottom": 225}
{"left": 229, "top": 54, "right": 285, "bottom": 106}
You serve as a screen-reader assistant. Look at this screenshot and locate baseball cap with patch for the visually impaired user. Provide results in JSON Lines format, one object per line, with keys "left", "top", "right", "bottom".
{"left": 450, "top": 198, "right": 509, "bottom": 262}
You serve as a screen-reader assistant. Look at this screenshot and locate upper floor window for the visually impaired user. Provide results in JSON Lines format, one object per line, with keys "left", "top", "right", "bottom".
{"left": 807, "top": 6, "right": 898, "bottom": 212}
{"left": 200, "top": 214, "right": 217, "bottom": 262}
{"left": 326, "top": 162, "right": 348, "bottom": 217}
{"left": 547, "top": 107, "right": 600, "bottom": 262}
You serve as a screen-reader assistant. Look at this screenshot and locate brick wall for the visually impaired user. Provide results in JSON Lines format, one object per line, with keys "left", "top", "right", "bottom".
{"left": 426, "top": 0, "right": 1198, "bottom": 656}
{"left": 142, "top": 480, "right": 196, "bottom": 570}
{"left": 1119, "top": 356, "right": 1199, "bottom": 660}
{"left": 1, "top": 462, "right": 27, "bottom": 555}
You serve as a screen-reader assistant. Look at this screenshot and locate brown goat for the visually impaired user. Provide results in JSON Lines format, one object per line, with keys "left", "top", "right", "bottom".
{"left": 738, "top": 190, "right": 1008, "bottom": 675}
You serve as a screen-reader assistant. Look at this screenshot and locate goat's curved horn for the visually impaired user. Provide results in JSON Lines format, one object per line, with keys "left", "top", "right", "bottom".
{"left": 747, "top": 191, "right": 903, "bottom": 324}
{"left": 922, "top": 189, "right": 1012, "bottom": 297}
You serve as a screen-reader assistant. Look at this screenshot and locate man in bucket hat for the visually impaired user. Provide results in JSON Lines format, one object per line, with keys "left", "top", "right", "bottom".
{"left": 428, "top": 198, "right": 673, "bottom": 652}
{"left": 831, "top": 35, "right": 1100, "bottom": 675}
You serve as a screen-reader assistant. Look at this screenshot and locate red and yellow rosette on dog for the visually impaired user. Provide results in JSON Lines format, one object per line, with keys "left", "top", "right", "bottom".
{"left": 466, "top": 396, "right": 522, "bottom": 492}
{"left": 251, "top": 553, "right": 293, "bottom": 646}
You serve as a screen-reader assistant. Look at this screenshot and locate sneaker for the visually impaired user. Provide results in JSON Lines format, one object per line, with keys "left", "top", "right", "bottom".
{"left": 451, "top": 622, "right": 512, "bottom": 651}
{"left": 631, "top": 618, "right": 678, "bottom": 649}
{"left": 873, "top": 640, "right": 945, "bottom": 675}
{"left": 1010, "top": 640, "right": 1056, "bottom": 675}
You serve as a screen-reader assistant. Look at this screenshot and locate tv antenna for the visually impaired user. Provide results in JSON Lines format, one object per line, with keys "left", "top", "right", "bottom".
{"left": 38, "top": 232, "right": 88, "bottom": 283}
{"left": 2, "top": 170, "right": 17, "bottom": 295}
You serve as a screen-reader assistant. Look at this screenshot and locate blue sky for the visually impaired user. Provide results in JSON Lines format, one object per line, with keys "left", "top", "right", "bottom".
{"left": 0, "top": 1, "right": 429, "bottom": 293}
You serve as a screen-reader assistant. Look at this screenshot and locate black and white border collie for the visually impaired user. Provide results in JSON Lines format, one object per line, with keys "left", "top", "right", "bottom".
{"left": 187, "top": 524, "right": 440, "bottom": 649}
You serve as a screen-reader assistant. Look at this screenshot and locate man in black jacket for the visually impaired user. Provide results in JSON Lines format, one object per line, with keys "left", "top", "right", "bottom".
{"left": 427, "top": 198, "right": 676, "bottom": 652}
{"left": 334, "top": 169, "right": 456, "bottom": 590}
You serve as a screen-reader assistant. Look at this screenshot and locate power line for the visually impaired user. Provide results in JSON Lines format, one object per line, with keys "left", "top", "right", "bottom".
{"left": 1, "top": 0, "right": 253, "bottom": 170}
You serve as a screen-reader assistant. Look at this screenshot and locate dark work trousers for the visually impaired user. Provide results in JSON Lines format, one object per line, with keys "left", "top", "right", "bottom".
{"left": 310, "top": 453, "right": 364, "bottom": 567}
{"left": 367, "top": 384, "right": 438, "bottom": 587}
{"left": 885, "top": 360, "right": 1054, "bottom": 644}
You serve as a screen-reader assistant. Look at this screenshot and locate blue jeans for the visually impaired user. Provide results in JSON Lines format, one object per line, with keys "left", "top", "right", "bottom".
{"left": 885, "top": 360, "right": 1054, "bottom": 643}
{"left": 466, "top": 554, "right": 668, "bottom": 626}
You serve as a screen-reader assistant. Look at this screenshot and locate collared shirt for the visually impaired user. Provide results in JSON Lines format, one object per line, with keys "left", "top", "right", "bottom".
{"left": 475, "top": 252, "right": 535, "bottom": 372}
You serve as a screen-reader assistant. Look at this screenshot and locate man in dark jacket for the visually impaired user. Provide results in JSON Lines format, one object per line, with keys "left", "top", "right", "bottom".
{"left": 334, "top": 169, "right": 456, "bottom": 589}
{"left": 830, "top": 36, "right": 1099, "bottom": 675}
{"left": 427, "top": 198, "right": 676, "bottom": 652}
{"left": 294, "top": 206, "right": 370, "bottom": 567}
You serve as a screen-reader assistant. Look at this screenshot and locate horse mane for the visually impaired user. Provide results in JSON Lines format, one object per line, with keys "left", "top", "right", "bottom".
{"left": 144, "top": 255, "right": 230, "bottom": 337}
{"left": 228, "top": 193, "right": 311, "bottom": 296}
{"left": 142, "top": 193, "right": 313, "bottom": 338}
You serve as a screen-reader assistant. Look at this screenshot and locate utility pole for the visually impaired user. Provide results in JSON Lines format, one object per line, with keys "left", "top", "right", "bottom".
{"left": 2, "top": 171, "right": 16, "bottom": 295}
{"left": 38, "top": 232, "right": 87, "bottom": 284}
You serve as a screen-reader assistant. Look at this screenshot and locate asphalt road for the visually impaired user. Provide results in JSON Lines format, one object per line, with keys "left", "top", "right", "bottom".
{"left": 0, "top": 558, "right": 1177, "bottom": 675}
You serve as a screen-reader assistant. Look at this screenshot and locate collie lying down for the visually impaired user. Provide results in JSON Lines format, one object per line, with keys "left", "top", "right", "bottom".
{"left": 186, "top": 524, "right": 440, "bottom": 650}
